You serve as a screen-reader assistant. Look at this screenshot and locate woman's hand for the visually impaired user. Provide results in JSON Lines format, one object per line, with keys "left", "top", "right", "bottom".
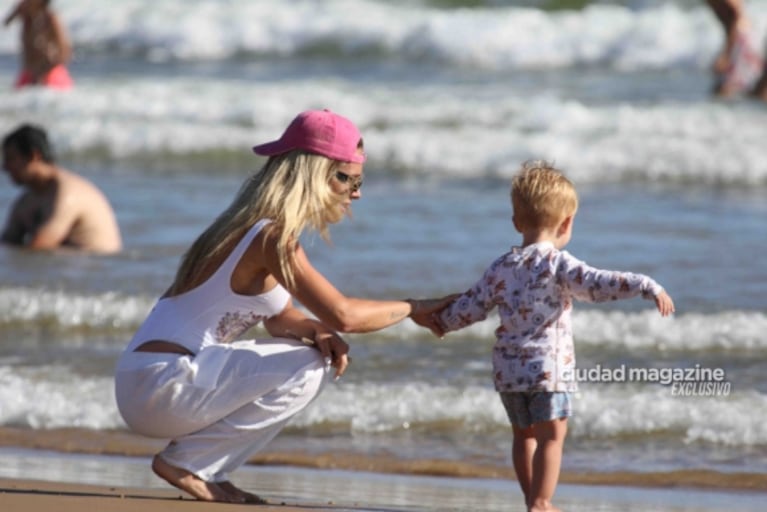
{"left": 407, "top": 294, "right": 460, "bottom": 337}
{"left": 263, "top": 301, "right": 350, "bottom": 379}
{"left": 303, "top": 332, "right": 350, "bottom": 380}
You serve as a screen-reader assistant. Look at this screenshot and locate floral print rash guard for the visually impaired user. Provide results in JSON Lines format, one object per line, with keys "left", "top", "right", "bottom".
{"left": 438, "top": 241, "right": 664, "bottom": 392}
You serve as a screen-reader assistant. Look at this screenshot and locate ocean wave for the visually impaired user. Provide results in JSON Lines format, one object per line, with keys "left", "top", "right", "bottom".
{"left": 1, "top": 1, "right": 764, "bottom": 70}
{"left": 1, "top": 286, "right": 764, "bottom": 352}
{"left": 306, "top": 382, "right": 767, "bottom": 447}
{"left": 575, "top": 386, "right": 767, "bottom": 446}
{"left": 0, "top": 365, "right": 120, "bottom": 430}
{"left": 403, "top": 309, "right": 767, "bottom": 353}
{"left": 1, "top": 363, "right": 764, "bottom": 449}
{"left": 573, "top": 309, "right": 767, "bottom": 352}
{"left": 0, "top": 287, "right": 154, "bottom": 331}
{"left": 2, "top": 81, "right": 766, "bottom": 187}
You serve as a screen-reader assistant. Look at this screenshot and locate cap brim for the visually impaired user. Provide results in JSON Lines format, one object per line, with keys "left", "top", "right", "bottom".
{"left": 252, "top": 140, "right": 289, "bottom": 156}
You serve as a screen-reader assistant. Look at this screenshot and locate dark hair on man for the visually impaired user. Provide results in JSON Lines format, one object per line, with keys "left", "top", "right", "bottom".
{"left": 2, "top": 124, "right": 56, "bottom": 163}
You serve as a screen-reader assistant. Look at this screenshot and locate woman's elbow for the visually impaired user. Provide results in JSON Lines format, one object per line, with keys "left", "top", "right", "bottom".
{"left": 321, "top": 305, "right": 359, "bottom": 333}
{"left": 323, "top": 315, "right": 355, "bottom": 333}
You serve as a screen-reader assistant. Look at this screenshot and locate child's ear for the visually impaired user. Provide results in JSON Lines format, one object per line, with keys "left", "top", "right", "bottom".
{"left": 558, "top": 215, "right": 573, "bottom": 236}
{"left": 512, "top": 215, "right": 521, "bottom": 233}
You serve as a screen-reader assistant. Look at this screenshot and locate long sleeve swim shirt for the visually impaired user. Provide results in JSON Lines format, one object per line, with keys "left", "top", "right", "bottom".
{"left": 438, "top": 241, "right": 664, "bottom": 392}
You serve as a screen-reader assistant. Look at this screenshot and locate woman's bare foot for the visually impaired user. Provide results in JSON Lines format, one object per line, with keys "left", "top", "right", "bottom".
{"left": 218, "top": 481, "right": 268, "bottom": 504}
{"left": 151, "top": 454, "right": 237, "bottom": 502}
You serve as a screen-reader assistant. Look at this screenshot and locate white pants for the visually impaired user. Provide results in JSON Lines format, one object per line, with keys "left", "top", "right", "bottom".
{"left": 114, "top": 338, "right": 327, "bottom": 482}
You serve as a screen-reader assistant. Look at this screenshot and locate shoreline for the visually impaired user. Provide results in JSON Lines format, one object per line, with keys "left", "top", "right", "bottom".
{"left": 0, "top": 427, "right": 765, "bottom": 494}
{"left": 0, "top": 478, "right": 354, "bottom": 512}
{"left": 0, "top": 453, "right": 765, "bottom": 512}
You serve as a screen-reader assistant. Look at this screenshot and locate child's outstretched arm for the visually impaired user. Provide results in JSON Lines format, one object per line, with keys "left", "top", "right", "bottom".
{"left": 435, "top": 256, "right": 508, "bottom": 336}
{"left": 654, "top": 290, "right": 675, "bottom": 317}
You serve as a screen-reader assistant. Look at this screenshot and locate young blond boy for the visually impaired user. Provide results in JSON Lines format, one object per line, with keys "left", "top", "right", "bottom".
{"left": 437, "top": 161, "right": 674, "bottom": 512}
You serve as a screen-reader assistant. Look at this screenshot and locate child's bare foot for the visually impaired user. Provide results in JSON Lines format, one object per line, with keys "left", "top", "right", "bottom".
{"left": 751, "top": 85, "right": 767, "bottom": 101}
{"left": 529, "top": 500, "right": 562, "bottom": 512}
{"left": 151, "top": 454, "right": 235, "bottom": 502}
{"left": 218, "top": 481, "right": 268, "bottom": 504}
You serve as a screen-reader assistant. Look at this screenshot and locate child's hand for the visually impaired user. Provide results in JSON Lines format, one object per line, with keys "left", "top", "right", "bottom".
{"left": 654, "top": 290, "right": 675, "bottom": 317}
{"left": 408, "top": 294, "right": 460, "bottom": 337}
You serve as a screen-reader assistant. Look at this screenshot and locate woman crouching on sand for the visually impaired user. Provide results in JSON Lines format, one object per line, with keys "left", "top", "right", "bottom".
{"left": 114, "top": 109, "right": 453, "bottom": 504}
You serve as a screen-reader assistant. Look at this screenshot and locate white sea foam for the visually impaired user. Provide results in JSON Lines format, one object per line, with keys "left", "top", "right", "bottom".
{"left": 1, "top": 1, "right": 765, "bottom": 68}
{"left": 1, "top": 77, "right": 766, "bottom": 186}
{"left": 2, "top": 2, "right": 767, "bottom": 185}
{"left": 300, "top": 381, "right": 767, "bottom": 447}
{"left": 3, "top": 364, "right": 763, "bottom": 449}
{"left": 0, "top": 287, "right": 154, "bottom": 329}
{"left": 1, "top": 287, "right": 764, "bottom": 352}
{"left": 575, "top": 386, "right": 767, "bottom": 446}
{"left": 0, "top": 365, "right": 121, "bottom": 429}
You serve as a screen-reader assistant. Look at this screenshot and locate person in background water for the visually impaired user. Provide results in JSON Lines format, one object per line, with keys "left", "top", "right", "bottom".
{"left": 705, "top": 0, "right": 764, "bottom": 97}
{"left": 1, "top": 124, "right": 122, "bottom": 253}
{"left": 751, "top": 39, "right": 767, "bottom": 100}
{"left": 435, "top": 161, "right": 675, "bottom": 512}
{"left": 4, "top": 0, "right": 73, "bottom": 89}
{"left": 114, "top": 109, "right": 455, "bottom": 504}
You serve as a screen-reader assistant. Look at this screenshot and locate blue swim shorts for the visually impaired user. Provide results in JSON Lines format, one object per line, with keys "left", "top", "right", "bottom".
{"left": 499, "top": 391, "right": 572, "bottom": 430}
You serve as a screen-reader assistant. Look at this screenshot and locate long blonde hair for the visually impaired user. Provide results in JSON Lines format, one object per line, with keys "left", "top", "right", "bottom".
{"left": 169, "top": 150, "right": 345, "bottom": 295}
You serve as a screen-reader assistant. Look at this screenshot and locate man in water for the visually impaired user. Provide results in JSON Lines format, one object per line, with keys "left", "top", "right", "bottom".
{"left": 1, "top": 124, "right": 122, "bottom": 253}
{"left": 4, "top": 0, "right": 73, "bottom": 89}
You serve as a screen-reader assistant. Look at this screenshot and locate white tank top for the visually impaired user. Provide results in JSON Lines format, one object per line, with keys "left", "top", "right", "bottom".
{"left": 125, "top": 219, "right": 291, "bottom": 354}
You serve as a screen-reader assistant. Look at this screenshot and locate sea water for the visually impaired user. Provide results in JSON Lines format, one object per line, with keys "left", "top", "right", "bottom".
{"left": 0, "top": 0, "right": 766, "bottom": 485}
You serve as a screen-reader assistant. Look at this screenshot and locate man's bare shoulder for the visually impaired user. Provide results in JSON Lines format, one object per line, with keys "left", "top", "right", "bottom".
{"left": 57, "top": 167, "right": 92, "bottom": 185}
{"left": 56, "top": 168, "right": 108, "bottom": 199}
{"left": 53, "top": 167, "right": 122, "bottom": 253}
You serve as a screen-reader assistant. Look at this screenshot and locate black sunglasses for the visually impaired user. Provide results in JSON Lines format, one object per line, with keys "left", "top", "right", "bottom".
{"left": 335, "top": 170, "right": 363, "bottom": 193}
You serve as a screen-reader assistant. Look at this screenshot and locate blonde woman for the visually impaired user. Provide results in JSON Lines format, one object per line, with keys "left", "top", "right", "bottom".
{"left": 114, "top": 109, "right": 453, "bottom": 504}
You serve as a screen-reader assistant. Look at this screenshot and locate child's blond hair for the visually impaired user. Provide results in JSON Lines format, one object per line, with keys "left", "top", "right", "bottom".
{"left": 511, "top": 160, "right": 578, "bottom": 232}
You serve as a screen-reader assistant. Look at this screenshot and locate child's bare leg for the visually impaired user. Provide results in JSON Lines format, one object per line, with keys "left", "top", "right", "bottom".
{"left": 528, "top": 418, "right": 568, "bottom": 512}
{"left": 151, "top": 454, "right": 235, "bottom": 502}
{"left": 751, "top": 68, "right": 767, "bottom": 100}
{"left": 512, "top": 424, "right": 536, "bottom": 506}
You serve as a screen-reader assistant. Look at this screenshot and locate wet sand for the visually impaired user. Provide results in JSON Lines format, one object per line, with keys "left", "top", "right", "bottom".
{"left": 0, "top": 478, "right": 349, "bottom": 512}
{"left": 1, "top": 459, "right": 765, "bottom": 512}
{"left": 0, "top": 428, "right": 765, "bottom": 511}
{"left": 0, "top": 427, "right": 765, "bottom": 492}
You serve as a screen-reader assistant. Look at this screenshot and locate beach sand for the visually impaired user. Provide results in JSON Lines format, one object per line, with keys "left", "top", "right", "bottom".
{"left": 0, "top": 478, "right": 340, "bottom": 512}
{"left": 1, "top": 462, "right": 766, "bottom": 512}
{"left": 0, "top": 428, "right": 765, "bottom": 512}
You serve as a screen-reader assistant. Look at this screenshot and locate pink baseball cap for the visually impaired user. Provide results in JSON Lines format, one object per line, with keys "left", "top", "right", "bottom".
{"left": 252, "top": 109, "right": 366, "bottom": 164}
